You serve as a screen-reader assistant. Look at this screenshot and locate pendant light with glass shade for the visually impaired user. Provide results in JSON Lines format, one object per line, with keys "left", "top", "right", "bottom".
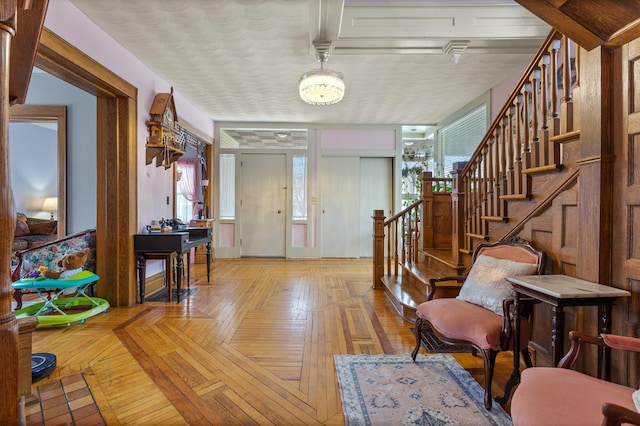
{"left": 299, "top": 41, "right": 345, "bottom": 105}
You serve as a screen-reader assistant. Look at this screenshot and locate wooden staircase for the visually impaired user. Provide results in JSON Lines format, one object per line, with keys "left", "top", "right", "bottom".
{"left": 373, "top": 30, "right": 581, "bottom": 323}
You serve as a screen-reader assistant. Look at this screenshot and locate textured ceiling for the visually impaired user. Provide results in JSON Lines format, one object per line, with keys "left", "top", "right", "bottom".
{"left": 68, "top": 0, "right": 549, "bottom": 127}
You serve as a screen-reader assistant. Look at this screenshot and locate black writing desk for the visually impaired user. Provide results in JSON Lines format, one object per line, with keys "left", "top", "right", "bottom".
{"left": 134, "top": 227, "right": 212, "bottom": 303}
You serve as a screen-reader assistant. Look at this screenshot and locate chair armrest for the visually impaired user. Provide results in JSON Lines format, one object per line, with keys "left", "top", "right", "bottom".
{"left": 427, "top": 275, "right": 466, "bottom": 301}
{"left": 601, "top": 334, "right": 640, "bottom": 352}
{"left": 602, "top": 403, "right": 640, "bottom": 426}
{"left": 558, "top": 331, "right": 603, "bottom": 369}
{"left": 557, "top": 331, "right": 640, "bottom": 370}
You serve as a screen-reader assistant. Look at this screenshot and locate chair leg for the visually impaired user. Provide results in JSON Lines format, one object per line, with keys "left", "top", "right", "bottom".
{"left": 521, "top": 347, "right": 533, "bottom": 368}
{"left": 411, "top": 317, "right": 425, "bottom": 361}
{"left": 480, "top": 349, "right": 498, "bottom": 410}
{"left": 13, "top": 289, "right": 23, "bottom": 310}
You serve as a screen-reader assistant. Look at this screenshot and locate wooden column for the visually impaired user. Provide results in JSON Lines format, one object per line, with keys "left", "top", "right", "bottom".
{"left": 576, "top": 45, "right": 614, "bottom": 287}
{"left": 372, "top": 209, "right": 385, "bottom": 289}
{"left": 0, "top": 4, "right": 19, "bottom": 422}
{"left": 0, "top": 2, "right": 48, "bottom": 419}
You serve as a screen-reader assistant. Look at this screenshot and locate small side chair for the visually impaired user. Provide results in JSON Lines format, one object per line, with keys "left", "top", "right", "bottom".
{"left": 511, "top": 331, "right": 640, "bottom": 426}
{"left": 411, "top": 236, "right": 546, "bottom": 410}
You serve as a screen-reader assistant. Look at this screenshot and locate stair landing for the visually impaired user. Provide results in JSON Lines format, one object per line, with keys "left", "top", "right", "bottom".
{"left": 380, "top": 257, "right": 464, "bottom": 323}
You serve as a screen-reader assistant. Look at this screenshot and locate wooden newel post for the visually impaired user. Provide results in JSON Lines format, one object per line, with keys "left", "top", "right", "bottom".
{"left": 451, "top": 161, "right": 467, "bottom": 267}
{"left": 372, "top": 209, "right": 386, "bottom": 289}
{"left": 0, "top": 5, "right": 19, "bottom": 422}
{"left": 421, "top": 171, "right": 434, "bottom": 249}
{"left": 0, "top": 2, "right": 48, "bottom": 420}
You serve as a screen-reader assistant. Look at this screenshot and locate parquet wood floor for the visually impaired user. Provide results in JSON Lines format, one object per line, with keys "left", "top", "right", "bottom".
{"left": 26, "top": 258, "right": 515, "bottom": 425}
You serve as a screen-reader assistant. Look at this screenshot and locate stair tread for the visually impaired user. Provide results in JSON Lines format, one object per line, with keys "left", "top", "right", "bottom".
{"left": 380, "top": 274, "right": 423, "bottom": 309}
{"left": 420, "top": 249, "right": 459, "bottom": 268}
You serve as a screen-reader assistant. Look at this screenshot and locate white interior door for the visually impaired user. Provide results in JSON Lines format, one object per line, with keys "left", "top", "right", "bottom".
{"left": 359, "top": 158, "right": 392, "bottom": 257}
{"left": 240, "top": 154, "right": 286, "bottom": 257}
{"left": 321, "top": 157, "right": 360, "bottom": 257}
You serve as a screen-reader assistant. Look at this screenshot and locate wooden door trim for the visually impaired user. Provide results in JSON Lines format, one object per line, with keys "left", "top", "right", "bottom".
{"left": 34, "top": 28, "right": 138, "bottom": 306}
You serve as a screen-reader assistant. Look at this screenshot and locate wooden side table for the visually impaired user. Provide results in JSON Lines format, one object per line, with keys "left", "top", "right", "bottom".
{"left": 496, "top": 274, "right": 630, "bottom": 405}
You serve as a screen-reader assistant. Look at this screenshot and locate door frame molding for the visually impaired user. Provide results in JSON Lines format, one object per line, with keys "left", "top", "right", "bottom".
{"left": 35, "top": 29, "right": 138, "bottom": 306}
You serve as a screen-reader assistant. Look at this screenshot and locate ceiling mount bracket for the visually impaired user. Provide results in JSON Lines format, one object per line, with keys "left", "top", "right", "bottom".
{"left": 443, "top": 40, "right": 470, "bottom": 64}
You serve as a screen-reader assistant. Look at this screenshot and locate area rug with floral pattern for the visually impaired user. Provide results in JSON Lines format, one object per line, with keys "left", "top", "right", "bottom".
{"left": 334, "top": 353, "right": 511, "bottom": 426}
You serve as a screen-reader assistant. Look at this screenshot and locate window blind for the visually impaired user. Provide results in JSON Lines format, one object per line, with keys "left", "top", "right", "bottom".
{"left": 438, "top": 104, "right": 487, "bottom": 177}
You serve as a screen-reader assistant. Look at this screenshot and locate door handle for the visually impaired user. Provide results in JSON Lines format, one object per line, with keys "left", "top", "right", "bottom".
{"left": 277, "top": 210, "right": 281, "bottom": 214}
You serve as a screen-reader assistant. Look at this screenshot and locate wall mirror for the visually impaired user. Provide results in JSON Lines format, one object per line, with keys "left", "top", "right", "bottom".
{"left": 9, "top": 105, "right": 66, "bottom": 236}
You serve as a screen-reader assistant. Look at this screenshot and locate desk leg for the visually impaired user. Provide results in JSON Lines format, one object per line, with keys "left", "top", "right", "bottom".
{"left": 206, "top": 242, "right": 211, "bottom": 282}
{"left": 175, "top": 253, "right": 184, "bottom": 303}
{"left": 552, "top": 305, "right": 564, "bottom": 367}
{"left": 601, "top": 303, "right": 613, "bottom": 380}
{"left": 136, "top": 254, "right": 146, "bottom": 304}
{"left": 496, "top": 291, "right": 521, "bottom": 405}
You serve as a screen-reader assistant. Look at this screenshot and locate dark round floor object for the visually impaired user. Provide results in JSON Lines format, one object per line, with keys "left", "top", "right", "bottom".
{"left": 31, "top": 352, "right": 56, "bottom": 383}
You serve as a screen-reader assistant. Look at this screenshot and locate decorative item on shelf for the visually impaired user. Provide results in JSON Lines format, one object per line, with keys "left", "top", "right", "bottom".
{"left": 145, "top": 220, "right": 162, "bottom": 233}
{"left": 145, "top": 87, "right": 185, "bottom": 169}
{"left": 42, "top": 197, "right": 58, "bottom": 220}
{"left": 299, "top": 41, "right": 345, "bottom": 105}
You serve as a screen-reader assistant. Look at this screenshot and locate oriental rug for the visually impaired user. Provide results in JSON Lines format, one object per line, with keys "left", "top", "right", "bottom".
{"left": 334, "top": 353, "right": 511, "bottom": 426}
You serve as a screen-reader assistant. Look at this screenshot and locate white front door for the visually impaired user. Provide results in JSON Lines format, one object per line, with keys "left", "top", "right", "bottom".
{"left": 240, "top": 154, "right": 286, "bottom": 257}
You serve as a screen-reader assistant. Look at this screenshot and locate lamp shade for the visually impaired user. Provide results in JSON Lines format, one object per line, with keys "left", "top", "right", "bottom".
{"left": 42, "top": 197, "right": 58, "bottom": 211}
{"left": 299, "top": 68, "right": 345, "bottom": 105}
{"left": 42, "top": 196, "right": 58, "bottom": 220}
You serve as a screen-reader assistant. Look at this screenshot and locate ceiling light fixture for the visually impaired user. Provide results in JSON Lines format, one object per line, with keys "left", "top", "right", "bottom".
{"left": 299, "top": 41, "right": 345, "bottom": 105}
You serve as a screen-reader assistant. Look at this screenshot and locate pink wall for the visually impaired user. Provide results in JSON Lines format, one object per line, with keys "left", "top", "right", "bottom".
{"left": 490, "top": 66, "right": 526, "bottom": 122}
{"left": 320, "top": 129, "right": 396, "bottom": 150}
{"left": 44, "top": 0, "right": 214, "bottom": 235}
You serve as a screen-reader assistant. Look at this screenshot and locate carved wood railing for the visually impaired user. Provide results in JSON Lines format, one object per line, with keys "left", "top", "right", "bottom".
{"left": 454, "top": 30, "right": 578, "bottom": 261}
{"left": 373, "top": 30, "right": 579, "bottom": 287}
{"left": 373, "top": 173, "right": 451, "bottom": 287}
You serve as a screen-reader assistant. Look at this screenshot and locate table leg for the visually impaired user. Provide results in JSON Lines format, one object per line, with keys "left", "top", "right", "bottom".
{"left": 601, "top": 303, "right": 613, "bottom": 380}
{"left": 136, "top": 254, "right": 146, "bottom": 304}
{"left": 496, "top": 291, "right": 521, "bottom": 405}
{"left": 175, "top": 253, "right": 184, "bottom": 303}
{"left": 206, "top": 241, "right": 211, "bottom": 282}
{"left": 187, "top": 251, "right": 190, "bottom": 288}
{"left": 551, "top": 305, "right": 564, "bottom": 366}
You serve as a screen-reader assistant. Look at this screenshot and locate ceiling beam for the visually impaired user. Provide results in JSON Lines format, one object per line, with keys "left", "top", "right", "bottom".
{"left": 308, "top": 0, "right": 344, "bottom": 54}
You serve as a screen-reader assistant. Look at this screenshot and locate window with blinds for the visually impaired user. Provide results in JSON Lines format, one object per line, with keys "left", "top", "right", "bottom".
{"left": 437, "top": 104, "right": 487, "bottom": 177}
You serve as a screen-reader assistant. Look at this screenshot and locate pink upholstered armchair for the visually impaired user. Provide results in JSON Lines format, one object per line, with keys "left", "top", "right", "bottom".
{"left": 411, "top": 236, "right": 546, "bottom": 410}
{"left": 511, "top": 331, "right": 640, "bottom": 426}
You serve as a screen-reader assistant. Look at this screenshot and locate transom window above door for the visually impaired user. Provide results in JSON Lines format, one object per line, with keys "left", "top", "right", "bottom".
{"left": 220, "top": 128, "right": 307, "bottom": 149}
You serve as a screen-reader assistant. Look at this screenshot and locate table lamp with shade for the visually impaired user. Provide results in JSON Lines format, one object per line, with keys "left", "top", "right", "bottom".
{"left": 42, "top": 197, "right": 58, "bottom": 220}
